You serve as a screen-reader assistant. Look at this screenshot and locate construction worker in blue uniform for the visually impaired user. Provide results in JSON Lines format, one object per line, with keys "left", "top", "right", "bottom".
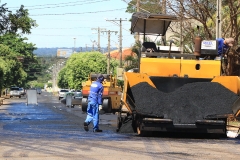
{"left": 216, "top": 37, "right": 234, "bottom": 75}
{"left": 84, "top": 74, "right": 104, "bottom": 132}
{"left": 216, "top": 37, "right": 234, "bottom": 56}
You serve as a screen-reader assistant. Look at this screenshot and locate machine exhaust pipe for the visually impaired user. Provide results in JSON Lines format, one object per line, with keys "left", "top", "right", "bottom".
{"left": 194, "top": 26, "right": 202, "bottom": 57}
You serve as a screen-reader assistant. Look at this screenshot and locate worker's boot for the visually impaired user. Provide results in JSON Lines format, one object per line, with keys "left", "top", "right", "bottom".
{"left": 93, "top": 129, "right": 102, "bottom": 132}
{"left": 84, "top": 122, "right": 89, "bottom": 132}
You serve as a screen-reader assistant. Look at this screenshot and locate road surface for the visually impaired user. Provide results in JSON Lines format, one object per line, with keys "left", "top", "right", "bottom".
{"left": 0, "top": 91, "right": 240, "bottom": 160}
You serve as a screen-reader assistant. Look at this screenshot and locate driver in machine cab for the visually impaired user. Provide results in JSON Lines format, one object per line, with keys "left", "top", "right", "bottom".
{"left": 216, "top": 37, "right": 235, "bottom": 56}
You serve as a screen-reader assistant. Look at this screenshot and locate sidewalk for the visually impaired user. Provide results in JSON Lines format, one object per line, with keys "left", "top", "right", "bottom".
{"left": 0, "top": 97, "right": 4, "bottom": 106}
{"left": 0, "top": 94, "right": 9, "bottom": 105}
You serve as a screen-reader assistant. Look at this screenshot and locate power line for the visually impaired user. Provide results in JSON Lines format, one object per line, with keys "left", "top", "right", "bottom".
{"left": 30, "top": 8, "right": 126, "bottom": 16}
{"left": 121, "top": 0, "right": 150, "bottom": 13}
{"left": 8, "top": 0, "right": 103, "bottom": 8}
{"left": 106, "top": 18, "right": 128, "bottom": 68}
{"left": 28, "top": 34, "right": 93, "bottom": 36}
{"left": 26, "top": 0, "right": 111, "bottom": 10}
{"left": 27, "top": 34, "right": 132, "bottom": 37}
{"left": 34, "top": 18, "right": 122, "bottom": 22}
{"left": 101, "top": 30, "right": 118, "bottom": 74}
{"left": 101, "top": 35, "right": 118, "bottom": 44}
{"left": 106, "top": 19, "right": 130, "bottom": 32}
{"left": 35, "top": 24, "right": 124, "bottom": 30}
{"left": 92, "top": 27, "right": 107, "bottom": 52}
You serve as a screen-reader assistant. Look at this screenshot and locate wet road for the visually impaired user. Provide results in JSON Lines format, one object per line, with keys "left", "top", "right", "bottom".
{"left": 0, "top": 91, "right": 240, "bottom": 160}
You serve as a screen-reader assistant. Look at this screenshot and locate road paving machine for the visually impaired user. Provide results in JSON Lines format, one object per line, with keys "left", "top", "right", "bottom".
{"left": 116, "top": 12, "right": 240, "bottom": 137}
{"left": 81, "top": 73, "right": 122, "bottom": 113}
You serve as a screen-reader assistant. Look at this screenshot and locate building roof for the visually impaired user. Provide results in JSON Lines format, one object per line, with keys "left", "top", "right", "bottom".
{"left": 104, "top": 48, "right": 137, "bottom": 60}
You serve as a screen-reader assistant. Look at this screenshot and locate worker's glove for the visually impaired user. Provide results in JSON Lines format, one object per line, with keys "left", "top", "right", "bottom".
{"left": 99, "top": 105, "right": 105, "bottom": 115}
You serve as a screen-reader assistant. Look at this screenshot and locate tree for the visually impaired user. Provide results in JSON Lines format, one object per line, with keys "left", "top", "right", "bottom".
{"left": 126, "top": 0, "right": 162, "bottom": 13}
{"left": 0, "top": 3, "right": 37, "bottom": 34}
{"left": 167, "top": 0, "right": 239, "bottom": 41}
{"left": 58, "top": 67, "right": 69, "bottom": 89}
{"left": 0, "top": 44, "right": 27, "bottom": 89}
{"left": 0, "top": 4, "right": 37, "bottom": 88}
{"left": 0, "top": 33, "right": 41, "bottom": 86}
{"left": 0, "top": 58, "right": 6, "bottom": 91}
{"left": 167, "top": 0, "right": 240, "bottom": 75}
{"left": 57, "top": 52, "right": 119, "bottom": 89}
{"left": 124, "top": 55, "right": 139, "bottom": 71}
{"left": 123, "top": 41, "right": 140, "bottom": 71}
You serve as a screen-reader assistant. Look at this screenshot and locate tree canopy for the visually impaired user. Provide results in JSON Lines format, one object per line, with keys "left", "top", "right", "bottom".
{"left": 0, "top": 3, "right": 40, "bottom": 90}
{"left": 125, "top": 0, "right": 163, "bottom": 13}
{"left": 57, "top": 52, "right": 119, "bottom": 89}
{"left": 0, "top": 44, "right": 27, "bottom": 88}
{"left": 0, "top": 3, "right": 37, "bottom": 34}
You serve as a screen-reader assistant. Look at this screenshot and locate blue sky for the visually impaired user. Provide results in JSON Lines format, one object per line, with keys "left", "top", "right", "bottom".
{"left": 3, "top": 0, "right": 135, "bottom": 49}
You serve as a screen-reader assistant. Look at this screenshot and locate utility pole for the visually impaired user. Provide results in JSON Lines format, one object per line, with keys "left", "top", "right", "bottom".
{"left": 101, "top": 30, "right": 118, "bottom": 74}
{"left": 162, "top": 0, "right": 167, "bottom": 45}
{"left": 92, "top": 27, "right": 106, "bottom": 52}
{"left": 180, "top": 0, "right": 183, "bottom": 54}
{"left": 52, "top": 60, "right": 65, "bottom": 92}
{"left": 52, "top": 64, "right": 56, "bottom": 92}
{"left": 216, "top": 0, "right": 222, "bottom": 38}
{"left": 73, "top": 38, "right": 76, "bottom": 52}
{"left": 85, "top": 44, "right": 88, "bottom": 52}
{"left": 91, "top": 40, "right": 96, "bottom": 51}
{"left": 136, "top": 0, "right": 140, "bottom": 42}
{"left": 106, "top": 18, "right": 127, "bottom": 68}
{"left": 86, "top": 44, "right": 88, "bottom": 52}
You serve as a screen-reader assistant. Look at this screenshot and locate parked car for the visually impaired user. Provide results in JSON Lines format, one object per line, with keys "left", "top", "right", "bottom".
{"left": 69, "top": 89, "right": 75, "bottom": 93}
{"left": 19, "top": 88, "right": 26, "bottom": 96}
{"left": 58, "top": 89, "right": 69, "bottom": 100}
{"left": 9, "top": 86, "right": 21, "bottom": 98}
{"left": 74, "top": 90, "right": 82, "bottom": 99}
{"left": 36, "top": 88, "right": 42, "bottom": 94}
{"left": 60, "top": 91, "right": 82, "bottom": 107}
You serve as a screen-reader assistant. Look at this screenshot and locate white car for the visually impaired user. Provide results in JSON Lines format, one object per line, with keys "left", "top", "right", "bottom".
{"left": 19, "top": 88, "right": 26, "bottom": 96}
{"left": 58, "top": 89, "right": 69, "bottom": 100}
{"left": 10, "top": 87, "right": 21, "bottom": 98}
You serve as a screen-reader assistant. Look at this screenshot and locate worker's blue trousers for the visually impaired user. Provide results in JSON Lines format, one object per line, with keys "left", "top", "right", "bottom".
{"left": 84, "top": 101, "right": 99, "bottom": 130}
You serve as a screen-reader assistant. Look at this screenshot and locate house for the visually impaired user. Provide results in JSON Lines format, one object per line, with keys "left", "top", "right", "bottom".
{"left": 103, "top": 48, "right": 137, "bottom": 60}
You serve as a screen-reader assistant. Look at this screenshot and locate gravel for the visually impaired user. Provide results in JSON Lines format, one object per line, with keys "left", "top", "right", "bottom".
{"left": 130, "top": 82, "right": 239, "bottom": 124}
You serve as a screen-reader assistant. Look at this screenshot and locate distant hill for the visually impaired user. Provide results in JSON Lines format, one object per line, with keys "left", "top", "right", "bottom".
{"left": 33, "top": 47, "right": 118, "bottom": 57}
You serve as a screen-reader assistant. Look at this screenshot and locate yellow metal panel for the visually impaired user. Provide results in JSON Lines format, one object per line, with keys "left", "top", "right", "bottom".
{"left": 211, "top": 76, "right": 240, "bottom": 94}
{"left": 110, "top": 95, "right": 121, "bottom": 110}
{"left": 124, "top": 72, "right": 156, "bottom": 88}
{"left": 140, "top": 58, "right": 181, "bottom": 77}
{"left": 103, "top": 81, "right": 111, "bottom": 87}
{"left": 180, "top": 59, "right": 221, "bottom": 78}
{"left": 83, "top": 81, "right": 92, "bottom": 86}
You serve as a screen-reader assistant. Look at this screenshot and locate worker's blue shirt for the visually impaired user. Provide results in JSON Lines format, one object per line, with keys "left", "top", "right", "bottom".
{"left": 88, "top": 80, "right": 103, "bottom": 105}
{"left": 217, "top": 38, "right": 229, "bottom": 56}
